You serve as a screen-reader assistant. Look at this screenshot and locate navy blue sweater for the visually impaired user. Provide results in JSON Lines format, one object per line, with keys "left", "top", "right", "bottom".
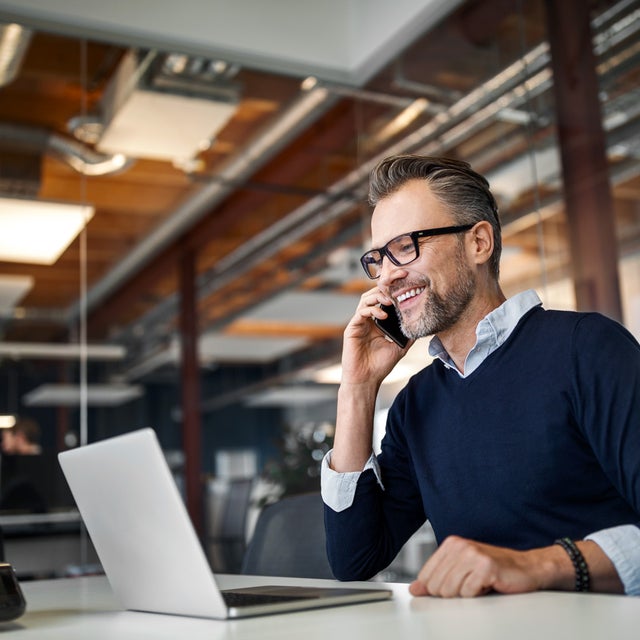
{"left": 325, "top": 307, "right": 640, "bottom": 581}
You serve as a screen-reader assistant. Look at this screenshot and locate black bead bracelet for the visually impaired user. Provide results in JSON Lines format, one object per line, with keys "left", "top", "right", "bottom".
{"left": 554, "top": 537, "right": 591, "bottom": 592}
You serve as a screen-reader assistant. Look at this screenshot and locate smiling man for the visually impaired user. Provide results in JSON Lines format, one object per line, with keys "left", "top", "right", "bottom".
{"left": 321, "top": 155, "right": 640, "bottom": 597}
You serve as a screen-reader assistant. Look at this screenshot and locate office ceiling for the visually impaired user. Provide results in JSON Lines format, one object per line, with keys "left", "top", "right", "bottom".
{"left": 0, "top": 0, "right": 639, "bottom": 403}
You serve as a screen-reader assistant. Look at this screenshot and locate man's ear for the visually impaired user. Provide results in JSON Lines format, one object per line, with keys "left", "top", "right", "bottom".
{"left": 467, "top": 221, "right": 494, "bottom": 266}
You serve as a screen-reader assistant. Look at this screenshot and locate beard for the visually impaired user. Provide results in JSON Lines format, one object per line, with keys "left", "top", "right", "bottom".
{"left": 398, "top": 248, "right": 477, "bottom": 339}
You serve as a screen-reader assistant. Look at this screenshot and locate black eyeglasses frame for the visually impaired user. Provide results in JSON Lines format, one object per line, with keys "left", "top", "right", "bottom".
{"left": 360, "top": 224, "right": 474, "bottom": 279}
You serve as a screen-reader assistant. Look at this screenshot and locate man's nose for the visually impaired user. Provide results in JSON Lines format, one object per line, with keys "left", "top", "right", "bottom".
{"left": 378, "top": 256, "right": 406, "bottom": 287}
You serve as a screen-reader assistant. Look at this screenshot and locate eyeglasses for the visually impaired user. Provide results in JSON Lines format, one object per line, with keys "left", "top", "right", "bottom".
{"left": 360, "top": 224, "right": 474, "bottom": 279}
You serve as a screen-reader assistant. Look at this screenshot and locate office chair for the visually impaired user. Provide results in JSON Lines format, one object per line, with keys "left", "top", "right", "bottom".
{"left": 207, "top": 478, "right": 254, "bottom": 574}
{"left": 241, "top": 492, "right": 334, "bottom": 579}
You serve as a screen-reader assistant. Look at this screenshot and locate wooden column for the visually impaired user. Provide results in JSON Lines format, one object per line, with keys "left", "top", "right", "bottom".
{"left": 544, "top": 0, "right": 623, "bottom": 321}
{"left": 179, "top": 247, "right": 203, "bottom": 536}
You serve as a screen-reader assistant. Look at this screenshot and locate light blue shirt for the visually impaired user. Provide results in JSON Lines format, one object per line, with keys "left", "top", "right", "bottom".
{"left": 321, "top": 290, "right": 640, "bottom": 594}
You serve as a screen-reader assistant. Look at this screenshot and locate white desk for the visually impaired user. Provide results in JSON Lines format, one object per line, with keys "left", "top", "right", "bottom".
{"left": 3, "top": 574, "right": 639, "bottom": 639}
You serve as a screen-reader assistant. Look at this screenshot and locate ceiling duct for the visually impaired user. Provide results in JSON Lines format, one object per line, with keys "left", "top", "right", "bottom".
{"left": 96, "top": 50, "right": 240, "bottom": 166}
{"left": 0, "top": 23, "right": 32, "bottom": 87}
{"left": 0, "top": 122, "right": 132, "bottom": 177}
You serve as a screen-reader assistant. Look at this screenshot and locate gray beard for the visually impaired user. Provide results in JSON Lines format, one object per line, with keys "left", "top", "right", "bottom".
{"left": 400, "top": 258, "right": 476, "bottom": 339}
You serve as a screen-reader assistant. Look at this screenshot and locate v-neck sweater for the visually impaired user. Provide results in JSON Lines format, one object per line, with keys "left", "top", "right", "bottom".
{"left": 324, "top": 306, "right": 640, "bottom": 581}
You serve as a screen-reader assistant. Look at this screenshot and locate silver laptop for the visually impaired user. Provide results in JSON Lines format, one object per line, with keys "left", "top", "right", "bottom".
{"left": 58, "top": 428, "right": 392, "bottom": 619}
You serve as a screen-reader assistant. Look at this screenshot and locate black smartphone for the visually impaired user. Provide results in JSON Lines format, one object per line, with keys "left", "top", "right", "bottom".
{"left": 373, "top": 303, "right": 409, "bottom": 348}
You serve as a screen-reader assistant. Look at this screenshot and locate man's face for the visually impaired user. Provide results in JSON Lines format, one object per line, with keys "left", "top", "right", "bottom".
{"left": 371, "top": 179, "right": 476, "bottom": 339}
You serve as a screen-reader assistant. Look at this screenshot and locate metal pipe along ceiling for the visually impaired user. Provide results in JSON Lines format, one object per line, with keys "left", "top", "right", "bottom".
{"left": 0, "top": 123, "right": 133, "bottom": 175}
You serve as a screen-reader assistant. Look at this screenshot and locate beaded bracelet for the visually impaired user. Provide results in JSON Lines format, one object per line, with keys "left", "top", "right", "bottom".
{"left": 554, "top": 537, "right": 590, "bottom": 592}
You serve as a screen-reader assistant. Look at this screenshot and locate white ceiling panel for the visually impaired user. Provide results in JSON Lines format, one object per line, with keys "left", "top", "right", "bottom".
{"left": 198, "top": 333, "right": 309, "bottom": 364}
{"left": 23, "top": 383, "right": 143, "bottom": 406}
{"left": 244, "top": 385, "right": 338, "bottom": 407}
{"left": 242, "top": 291, "right": 360, "bottom": 325}
{"left": 0, "top": 274, "right": 33, "bottom": 311}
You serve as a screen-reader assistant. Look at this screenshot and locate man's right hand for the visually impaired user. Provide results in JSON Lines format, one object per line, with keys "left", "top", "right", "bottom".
{"left": 330, "top": 288, "right": 412, "bottom": 473}
{"left": 340, "top": 287, "right": 411, "bottom": 387}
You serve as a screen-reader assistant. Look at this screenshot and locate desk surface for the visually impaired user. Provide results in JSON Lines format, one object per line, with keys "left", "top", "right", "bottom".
{"left": 3, "top": 574, "right": 639, "bottom": 639}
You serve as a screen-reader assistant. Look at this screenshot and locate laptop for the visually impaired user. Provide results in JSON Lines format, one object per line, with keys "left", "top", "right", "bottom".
{"left": 58, "top": 428, "right": 392, "bottom": 619}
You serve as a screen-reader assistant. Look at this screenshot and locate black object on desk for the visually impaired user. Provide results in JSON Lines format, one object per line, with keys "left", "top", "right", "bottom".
{"left": 0, "top": 563, "right": 26, "bottom": 621}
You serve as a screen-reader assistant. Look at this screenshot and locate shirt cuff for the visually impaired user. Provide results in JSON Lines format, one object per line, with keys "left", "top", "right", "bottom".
{"left": 585, "top": 524, "right": 640, "bottom": 595}
{"left": 320, "top": 449, "right": 383, "bottom": 512}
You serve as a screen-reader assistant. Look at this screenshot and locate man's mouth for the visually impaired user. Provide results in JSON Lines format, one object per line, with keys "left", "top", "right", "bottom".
{"left": 395, "top": 287, "right": 425, "bottom": 304}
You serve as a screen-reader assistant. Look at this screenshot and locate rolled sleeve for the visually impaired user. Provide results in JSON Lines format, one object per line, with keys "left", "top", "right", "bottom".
{"left": 320, "top": 450, "right": 384, "bottom": 512}
{"left": 586, "top": 525, "right": 640, "bottom": 595}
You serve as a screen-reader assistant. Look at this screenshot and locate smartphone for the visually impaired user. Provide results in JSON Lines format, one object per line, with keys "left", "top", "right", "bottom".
{"left": 373, "top": 303, "right": 409, "bottom": 348}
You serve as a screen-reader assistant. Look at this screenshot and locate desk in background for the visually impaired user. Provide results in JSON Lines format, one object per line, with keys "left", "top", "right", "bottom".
{"left": 1, "top": 574, "right": 638, "bottom": 639}
{"left": 0, "top": 511, "right": 99, "bottom": 579}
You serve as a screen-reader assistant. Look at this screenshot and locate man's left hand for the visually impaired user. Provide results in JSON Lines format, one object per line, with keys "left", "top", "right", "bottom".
{"left": 409, "top": 535, "right": 567, "bottom": 598}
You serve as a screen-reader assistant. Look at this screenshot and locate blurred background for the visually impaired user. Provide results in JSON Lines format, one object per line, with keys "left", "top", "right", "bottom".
{"left": 0, "top": 0, "right": 638, "bottom": 581}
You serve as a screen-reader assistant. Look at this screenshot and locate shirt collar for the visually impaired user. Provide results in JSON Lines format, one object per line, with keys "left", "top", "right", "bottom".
{"left": 428, "top": 289, "right": 542, "bottom": 377}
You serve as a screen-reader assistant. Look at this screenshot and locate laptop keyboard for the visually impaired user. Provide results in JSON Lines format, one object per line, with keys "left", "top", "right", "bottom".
{"left": 221, "top": 590, "right": 313, "bottom": 608}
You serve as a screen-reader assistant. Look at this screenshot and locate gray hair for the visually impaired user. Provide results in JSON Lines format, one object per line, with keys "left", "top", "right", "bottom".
{"left": 368, "top": 155, "right": 502, "bottom": 278}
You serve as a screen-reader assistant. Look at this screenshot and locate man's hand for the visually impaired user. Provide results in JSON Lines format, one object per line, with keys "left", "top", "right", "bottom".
{"left": 409, "top": 535, "right": 624, "bottom": 597}
{"left": 330, "top": 287, "right": 411, "bottom": 474}
{"left": 340, "top": 286, "right": 410, "bottom": 387}
{"left": 409, "top": 536, "right": 549, "bottom": 597}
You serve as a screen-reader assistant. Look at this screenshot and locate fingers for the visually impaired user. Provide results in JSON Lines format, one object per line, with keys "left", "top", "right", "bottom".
{"left": 408, "top": 579, "right": 428, "bottom": 596}
{"left": 411, "top": 536, "right": 463, "bottom": 597}
{"left": 356, "top": 288, "right": 393, "bottom": 320}
{"left": 341, "top": 288, "right": 404, "bottom": 383}
{"left": 410, "top": 536, "right": 522, "bottom": 599}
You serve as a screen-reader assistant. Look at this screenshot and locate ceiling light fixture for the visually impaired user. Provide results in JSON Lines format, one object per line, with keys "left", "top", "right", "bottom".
{"left": 23, "top": 383, "right": 143, "bottom": 407}
{"left": 96, "top": 50, "right": 238, "bottom": 165}
{"left": 0, "top": 197, "right": 94, "bottom": 264}
{"left": 244, "top": 386, "right": 338, "bottom": 407}
{"left": 0, "top": 415, "right": 16, "bottom": 429}
{"left": 0, "top": 342, "right": 125, "bottom": 360}
{"left": 0, "top": 23, "right": 32, "bottom": 87}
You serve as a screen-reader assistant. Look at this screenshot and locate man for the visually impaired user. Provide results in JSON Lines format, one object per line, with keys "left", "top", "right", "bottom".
{"left": 321, "top": 155, "right": 640, "bottom": 597}
{"left": 1, "top": 417, "right": 42, "bottom": 455}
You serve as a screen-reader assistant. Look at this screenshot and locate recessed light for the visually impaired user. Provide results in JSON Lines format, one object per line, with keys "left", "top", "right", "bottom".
{"left": 0, "top": 198, "right": 94, "bottom": 265}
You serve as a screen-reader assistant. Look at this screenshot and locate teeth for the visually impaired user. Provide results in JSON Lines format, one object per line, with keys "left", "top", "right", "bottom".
{"left": 397, "top": 287, "right": 424, "bottom": 303}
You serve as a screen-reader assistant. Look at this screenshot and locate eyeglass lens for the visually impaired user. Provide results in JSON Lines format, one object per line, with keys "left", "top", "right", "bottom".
{"left": 361, "top": 233, "right": 417, "bottom": 278}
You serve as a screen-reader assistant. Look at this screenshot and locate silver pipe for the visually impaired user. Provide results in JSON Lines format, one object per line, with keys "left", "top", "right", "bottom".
{"left": 0, "top": 123, "right": 134, "bottom": 175}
